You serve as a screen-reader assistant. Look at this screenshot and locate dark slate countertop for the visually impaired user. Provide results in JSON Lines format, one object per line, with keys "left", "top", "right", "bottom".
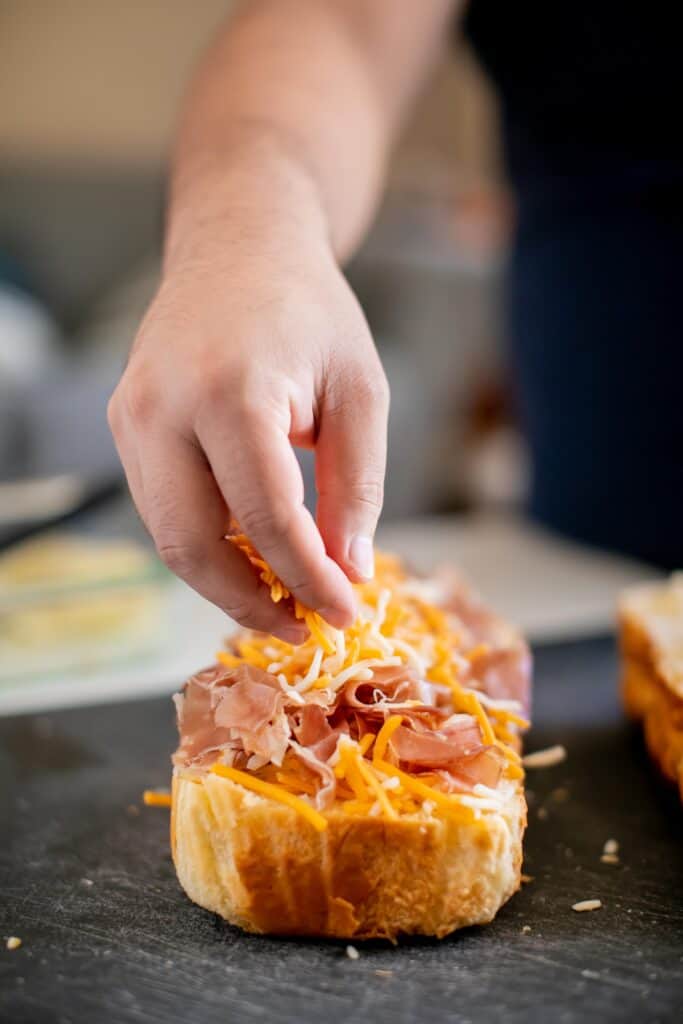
{"left": 1, "top": 637, "right": 682, "bottom": 1024}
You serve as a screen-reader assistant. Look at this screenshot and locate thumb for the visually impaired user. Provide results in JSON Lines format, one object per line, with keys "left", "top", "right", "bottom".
{"left": 315, "top": 365, "right": 389, "bottom": 583}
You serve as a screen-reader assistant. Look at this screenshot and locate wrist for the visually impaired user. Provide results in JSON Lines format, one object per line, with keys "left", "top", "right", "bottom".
{"left": 163, "top": 127, "right": 333, "bottom": 278}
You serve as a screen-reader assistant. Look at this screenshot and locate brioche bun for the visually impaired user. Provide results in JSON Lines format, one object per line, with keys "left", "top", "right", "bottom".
{"left": 171, "top": 770, "right": 525, "bottom": 940}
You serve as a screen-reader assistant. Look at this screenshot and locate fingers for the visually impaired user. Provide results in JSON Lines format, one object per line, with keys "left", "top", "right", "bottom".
{"left": 109, "top": 404, "right": 307, "bottom": 641}
{"left": 315, "top": 364, "right": 389, "bottom": 582}
{"left": 197, "top": 402, "right": 356, "bottom": 629}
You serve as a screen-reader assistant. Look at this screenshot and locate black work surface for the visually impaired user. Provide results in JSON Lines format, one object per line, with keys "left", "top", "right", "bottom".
{"left": 1, "top": 638, "right": 682, "bottom": 1024}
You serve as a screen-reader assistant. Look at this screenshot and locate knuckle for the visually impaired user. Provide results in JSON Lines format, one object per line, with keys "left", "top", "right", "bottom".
{"left": 320, "top": 475, "right": 384, "bottom": 514}
{"left": 156, "top": 534, "right": 203, "bottom": 579}
{"left": 346, "top": 478, "right": 384, "bottom": 513}
{"left": 327, "top": 364, "right": 390, "bottom": 418}
{"left": 238, "top": 505, "right": 291, "bottom": 544}
{"left": 221, "top": 596, "right": 281, "bottom": 634}
{"left": 124, "top": 371, "right": 160, "bottom": 426}
{"left": 220, "top": 597, "right": 259, "bottom": 626}
{"left": 201, "top": 364, "right": 232, "bottom": 410}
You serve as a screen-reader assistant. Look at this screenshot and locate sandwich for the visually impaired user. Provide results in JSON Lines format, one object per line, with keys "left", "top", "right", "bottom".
{"left": 619, "top": 574, "right": 683, "bottom": 801}
{"left": 170, "top": 535, "right": 531, "bottom": 940}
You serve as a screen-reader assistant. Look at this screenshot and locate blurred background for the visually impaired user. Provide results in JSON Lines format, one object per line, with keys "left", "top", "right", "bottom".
{"left": 0, "top": 0, "right": 518, "bottom": 513}
{"left": 0, "top": 2, "right": 659, "bottom": 710}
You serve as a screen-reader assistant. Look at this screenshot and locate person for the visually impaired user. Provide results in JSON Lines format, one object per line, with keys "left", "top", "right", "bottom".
{"left": 108, "top": 0, "right": 683, "bottom": 643}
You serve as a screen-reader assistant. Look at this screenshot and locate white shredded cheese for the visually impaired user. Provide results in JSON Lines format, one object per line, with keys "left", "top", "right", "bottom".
{"left": 387, "top": 638, "right": 427, "bottom": 674}
{"left": 346, "top": 945, "right": 360, "bottom": 960}
{"left": 455, "top": 793, "right": 504, "bottom": 812}
{"left": 475, "top": 692, "right": 524, "bottom": 713}
{"left": 296, "top": 646, "right": 324, "bottom": 692}
{"left": 572, "top": 899, "right": 602, "bottom": 912}
{"left": 523, "top": 745, "right": 567, "bottom": 768}
{"left": 330, "top": 658, "right": 398, "bottom": 690}
{"left": 373, "top": 588, "right": 391, "bottom": 628}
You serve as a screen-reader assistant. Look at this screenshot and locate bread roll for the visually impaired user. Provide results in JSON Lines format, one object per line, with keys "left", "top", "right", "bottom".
{"left": 170, "top": 548, "right": 531, "bottom": 939}
{"left": 619, "top": 576, "right": 683, "bottom": 800}
{"left": 171, "top": 770, "right": 525, "bottom": 939}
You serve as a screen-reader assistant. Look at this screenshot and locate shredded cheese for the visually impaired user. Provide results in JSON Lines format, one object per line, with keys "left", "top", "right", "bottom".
{"left": 219, "top": 525, "right": 528, "bottom": 818}
{"left": 356, "top": 757, "right": 398, "bottom": 820}
{"left": 358, "top": 733, "right": 375, "bottom": 756}
{"left": 523, "top": 745, "right": 567, "bottom": 769}
{"left": 374, "top": 759, "right": 478, "bottom": 825}
{"left": 572, "top": 899, "right": 602, "bottom": 913}
{"left": 210, "top": 763, "right": 328, "bottom": 832}
{"left": 143, "top": 790, "right": 172, "bottom": 808}
{"left": 373, "top": 714, "right": 404, "bottom": 764}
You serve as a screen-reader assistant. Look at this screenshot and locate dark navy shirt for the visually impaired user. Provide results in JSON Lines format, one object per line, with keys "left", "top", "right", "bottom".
{"left": 465, "top": 3, "right": 683, "bottom": 568}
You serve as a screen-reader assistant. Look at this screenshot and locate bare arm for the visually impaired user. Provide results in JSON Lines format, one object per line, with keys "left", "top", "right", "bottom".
{"left": 109, "top": 0, "right": 459, "bottom": 640}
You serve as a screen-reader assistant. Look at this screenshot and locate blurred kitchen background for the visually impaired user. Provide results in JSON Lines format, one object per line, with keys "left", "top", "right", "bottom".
{"left": 1, "top": 0, "right": 517, "bottom": 512}
{"left": 0, "top": 2, "right": 658, "bottom": 710}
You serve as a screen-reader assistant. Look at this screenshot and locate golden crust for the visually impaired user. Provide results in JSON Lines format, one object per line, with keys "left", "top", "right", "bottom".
{"left": 171, "top": 771, "right": 526, "bottom": 940}
{"left": 619, "top": 608, "right": 683, "bottom": 802}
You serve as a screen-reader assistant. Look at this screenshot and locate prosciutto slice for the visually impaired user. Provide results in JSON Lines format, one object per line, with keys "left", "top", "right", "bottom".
{"left": 174, "top": 664, "right": 288, "bottom": 768}
{"left": 389, "top": 717, "right": 483, "bottom": 770}
{"left": 438, "top": 746, "right": 504, "bottom": 791}
{"left": 343, "top": 664, "right": 441, "bottom": 716}
{"left": 172, "top": 665, "right": 237, "bottom": 768}
{"left": 465, "top": 647, "right": 532, "bottom": 712}
{"left": 292, "top": 704, "right": 340, "bottom": 764}
{"left": 437, "top": 570, "right": 532, "bottom": 711}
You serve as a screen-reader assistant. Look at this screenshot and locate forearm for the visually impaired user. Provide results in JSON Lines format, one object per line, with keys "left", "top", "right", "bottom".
{"left": 165, "top": 0, "right": 457, "bottom": 272}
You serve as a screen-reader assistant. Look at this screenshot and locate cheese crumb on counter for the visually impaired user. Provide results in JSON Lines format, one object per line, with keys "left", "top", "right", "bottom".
{"left": 523, "top": 745, "right": 567, "bottom": 769}
{"left": 6, "top": 937, "right": 22, "bottom": 951}
{"left": 601, "top": 838, "right": 620, "bottom": 864}
{"left": 345, "top": 945, "right": 360, "bottom": 961}
{"left": 572, "top": 899, "right": 602, "bottom": 913}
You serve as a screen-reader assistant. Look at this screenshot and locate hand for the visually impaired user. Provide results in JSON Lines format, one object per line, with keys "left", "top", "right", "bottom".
{"left": 108, "top": 228, "right": 389, "bottom": 642}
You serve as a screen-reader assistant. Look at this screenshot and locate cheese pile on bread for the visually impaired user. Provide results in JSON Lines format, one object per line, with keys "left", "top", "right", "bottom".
{"left": 619, "top": 575, "right": 683, "bottom": 801}
{"left": 171, "top": 541, "right": 531, "bottom": 939}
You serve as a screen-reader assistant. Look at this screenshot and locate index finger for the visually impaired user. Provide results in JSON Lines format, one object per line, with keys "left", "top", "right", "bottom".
{"left": 197, "top": 407, "right": 356, "bottom": 628}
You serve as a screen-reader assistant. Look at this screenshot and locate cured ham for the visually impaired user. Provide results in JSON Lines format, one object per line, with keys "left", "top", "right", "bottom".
{"left": 173, "top": 550, "right": 531, "bottom": 807}
{"left": 389, "top": 720, "right": 483, "bottom": 769}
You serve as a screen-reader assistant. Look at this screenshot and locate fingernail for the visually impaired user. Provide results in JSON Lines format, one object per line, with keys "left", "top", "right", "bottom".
{"left": 348, "top": 535, "right": 374, "bottom": 580}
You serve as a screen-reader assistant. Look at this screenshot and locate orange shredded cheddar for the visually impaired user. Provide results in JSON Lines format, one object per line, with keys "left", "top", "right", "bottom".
{"left": 306, "top": 613, "right": 336, "bottom": 655}
{"left": 374, "top": 760, "right": 477, "bottom": 825}
{"left": 275, "top": 771, "right": 318, "bottom": 796}
{"left": 356, "top": 757, "right": 398, "bottom": 820}
{"left": 220, "top": 522, "right": 527, "bottom": 813}
{"left": 210, "top": 763, "right": 328, "bottom": 832}
{"left": 143, "top": 790, "right": 172, "bottom": 808}
{"left": 216, "top": 652, "right": 242, "bottom": 668}
{"left": 338, "top": 746, "right": 369, "bottom": 801}
{"left": 358, "top": 732, "right": 375, "bottom": 756}
{"left": 236, "top": 642, "right": 270, "bottom": 668}
{"left": 488, "top": 706, "right": 530, "bottom": 731}
{"left": 373, "top": 715, "right": 404, "bottom": 764}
